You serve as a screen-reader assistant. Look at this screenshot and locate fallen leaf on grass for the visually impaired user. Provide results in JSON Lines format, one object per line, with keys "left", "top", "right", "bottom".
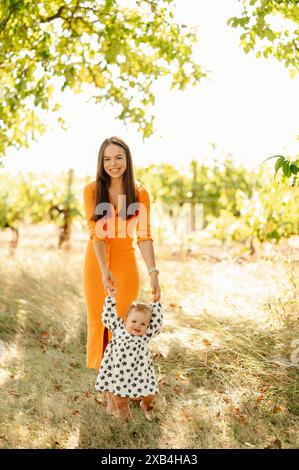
{"left": 152, "top": 351, "right": 164, "bottom": 359}
{"left": 82, "top": 391, "right": 91, "bottom": 398}
{"left": 272, "top": 405, "right": 286, "bottom": 414}
{"left": 71, "top": 410, "right": 80, "bottom": 415}
{"left": 175, "top": 373, "right": 188, "bottom": 383}
{"left": 173, "top": 384, "right": 182, "bottom": 395}
{"left": 152, "top": 344, "right": 170, "bottom": 359}
{"left": 272, "top": 438, "right": 282, "bottom": 449}
{"left": 265, "top": 438, "right": 282, "bottom": 449}
{"left": 180, "top": 409, "right": 192, "bottom": 420}
{"left": 157, "top": 376, "right": 167, "bottom": 386}
{"left": 10, "top": 391, "right": 20, "bottom": 397}
{"left": 231, "top": 406, "right": 240, "bottom": 415}
{"left": 223, "top": 396, "right": 232, "bottom": 404}
{"left": 94, "top": 394, "right": 105, "bottom": 404}
{"left": 238, "top": 414, "right": 248, "bottom": 424}
{"left": 244, "top": 442, "right": 255, "bottom": 448}
{"left": 40, "top": 331, "right": 49, "bottom": 338}
{"left": 70, "top": 362, "right": 80, "bottom": 368}
{"left": 230, "top": 406, "right": 248, "bottom": 423}
{"left": 256, "top": 394, "right": 265, "bottom": 402}
{"left": 202, "top": 338, "right": 212, "bottom": 347}
{"left": 259, "top": 385, "right": 270, "bottom": 393}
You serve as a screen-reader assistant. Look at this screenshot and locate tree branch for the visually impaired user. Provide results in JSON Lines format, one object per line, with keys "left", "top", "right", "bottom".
{"left": 70, "top": 0, "right": 81, "bottom": 21}
{"left": 0, "top": 5, "right": 17, "bottom": 34}
{"left": 292, "top": 39, "right": 299, "bottom": 53}
{"left": 40, "top": 6, "right": 66, "bottom": 23}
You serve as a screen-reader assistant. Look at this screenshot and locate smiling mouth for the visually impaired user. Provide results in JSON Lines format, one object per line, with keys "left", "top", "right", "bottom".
{"left": 110, "top": 168, "right": 121, "bottom": 172}
{"left": 132, "top": 328, "right": 140, "bottom": 333}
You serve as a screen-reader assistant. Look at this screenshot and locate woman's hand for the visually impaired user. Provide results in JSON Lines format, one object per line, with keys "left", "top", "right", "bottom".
{"left": 102, "top": 269, "right": 117, "bottom": 296}
{"left": 150, "top": 272, "right": 161, "bottom": 302}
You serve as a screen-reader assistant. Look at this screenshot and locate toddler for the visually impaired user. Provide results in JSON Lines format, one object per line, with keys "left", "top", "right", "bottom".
{"left": 95, "top": 295, "right": 163, "bottom": 420}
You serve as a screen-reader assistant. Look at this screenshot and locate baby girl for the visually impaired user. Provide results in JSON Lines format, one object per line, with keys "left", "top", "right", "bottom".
{"left": 95, "top": 295, "right": 163, "bottom": 420}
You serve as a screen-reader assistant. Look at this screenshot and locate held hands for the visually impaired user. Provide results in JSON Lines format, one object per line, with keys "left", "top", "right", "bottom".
{"left": 102, "top": 269, "right": 117, "bottom": 297}
{"left": 101, "top": 269, "right": 160, "bottom": 301}
{"left": 150, "top": 272, "right": 161, "bottom": 302}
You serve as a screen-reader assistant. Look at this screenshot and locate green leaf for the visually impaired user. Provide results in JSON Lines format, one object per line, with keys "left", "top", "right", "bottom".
{"left": 282, "top": 160, "right": 291, "bottom": 177}
{"left": 265, "top": 29, "right": 276, "bottom": 42}
{"left": 274, "top": 156, "right": 285, "bottom": 177}
{"left": 0, "top": 0, "right": 204, "bottom": 153}
{"left": 227, "top": 2, "right": 299, "bottom": 77}
{"left": 290, "top": 69, "right": 297, "bottom": 79}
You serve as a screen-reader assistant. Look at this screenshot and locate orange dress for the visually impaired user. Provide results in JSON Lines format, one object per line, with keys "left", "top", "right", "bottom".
{"left": 82, "top": 180, "right": 154, "bottom": 369}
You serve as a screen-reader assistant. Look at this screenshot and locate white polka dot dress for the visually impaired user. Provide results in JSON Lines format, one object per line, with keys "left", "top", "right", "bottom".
{"left": 95, "top": 295, "right": 163, "bottom": 398}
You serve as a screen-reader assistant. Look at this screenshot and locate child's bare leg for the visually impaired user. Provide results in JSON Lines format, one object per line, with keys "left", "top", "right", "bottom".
{"left": 141, "top": 395, "right": 155, "bottom": 409}
{"left": 113, "top": 395, "right": 132, "bottom": 420}
{"left": 140, "top": 395, "right": 155, "bottom": 420}
{"left": 106, "top": 392, "right": 117, "bottom": 415}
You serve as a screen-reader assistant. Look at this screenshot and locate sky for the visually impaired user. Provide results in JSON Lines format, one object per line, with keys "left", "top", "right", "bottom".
{"left": 3, "top": 0, "right": 299, "bottom": 176}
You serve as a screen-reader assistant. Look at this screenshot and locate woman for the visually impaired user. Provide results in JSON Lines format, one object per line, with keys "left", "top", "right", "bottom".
{"left": 82, "top": 136, "right": 161, "bottom": 413}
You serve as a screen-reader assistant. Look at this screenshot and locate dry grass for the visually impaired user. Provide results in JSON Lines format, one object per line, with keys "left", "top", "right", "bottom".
{"left": 0, "top": 224, "right": 298, "bottom": 448}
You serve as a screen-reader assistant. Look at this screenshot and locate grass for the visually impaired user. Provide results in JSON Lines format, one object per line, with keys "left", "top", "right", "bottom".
{"left": 0, "top": 224, "right": 298, "bottom": 448}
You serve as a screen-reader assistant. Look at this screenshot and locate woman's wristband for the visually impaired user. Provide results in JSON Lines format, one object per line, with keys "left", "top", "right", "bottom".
{"left": 148, "top": 267, "right": 159, "bottom": 275}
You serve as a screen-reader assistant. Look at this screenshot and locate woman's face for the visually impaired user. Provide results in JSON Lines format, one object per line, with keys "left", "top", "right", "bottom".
{"left": 103, "top": 144, "right": 127, "bottom": 180}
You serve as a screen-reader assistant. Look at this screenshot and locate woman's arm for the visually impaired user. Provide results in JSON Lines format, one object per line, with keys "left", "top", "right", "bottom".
{"left": 138, "top": 239, "right": 156, "bottom": 271}
{"left": 94, "top": 240, "right": 116, "bottom": 295}
{"left": 93, "top": 240, "right": 109, "bottom": 275}
{"left": 83, "top": 184, "right": 108, "bottom": 273}
{"left": 136, "top": 185, "right": 161, "bottom": 301}
{"left": 136, "top": 185, "right": 157, "bottom": 269}
{"left": 138, "top": 240, "right": 161, "bottom": 301}
{"left": 83, "top": 183, "right": 116, "bottom": 294}
{"left": 83, "top": 183, "right": 107, "bottom": 246}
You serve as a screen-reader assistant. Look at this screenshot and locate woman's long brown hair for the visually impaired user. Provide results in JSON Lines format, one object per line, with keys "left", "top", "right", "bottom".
{"left": 91, "top": 136, "right": 138, "bottom": 221}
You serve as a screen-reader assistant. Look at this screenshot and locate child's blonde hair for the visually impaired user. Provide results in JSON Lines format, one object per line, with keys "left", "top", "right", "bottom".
{"left": 125, "top": 301, "right": 152, "bottom": 321}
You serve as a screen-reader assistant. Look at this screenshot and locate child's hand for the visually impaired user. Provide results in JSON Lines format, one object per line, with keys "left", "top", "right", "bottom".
{"left": 107, "top": 286, "right": 116, "bottom": 297}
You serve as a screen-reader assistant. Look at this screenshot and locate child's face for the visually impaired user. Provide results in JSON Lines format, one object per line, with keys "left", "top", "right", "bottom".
{"left": 125, "top": 309, "right": 150, "bottom": 336}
